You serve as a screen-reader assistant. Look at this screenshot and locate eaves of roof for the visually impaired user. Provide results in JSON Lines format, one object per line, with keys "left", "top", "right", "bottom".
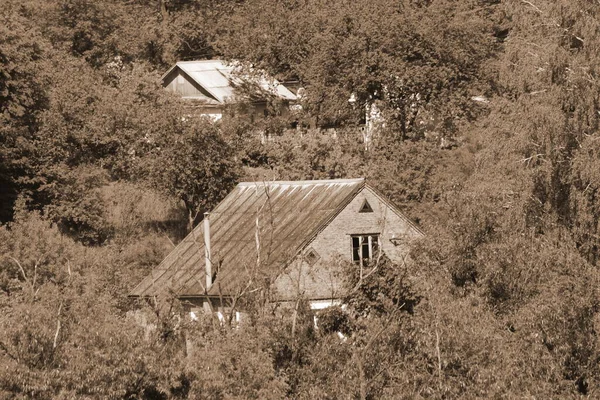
{"left": 130, "top": 178, "right": 365, "bottom": 300}
{"left": 365, "top": 184, "right": 426, "bottom": 237}
{"left": 161, "top": 59, "right": 297, "bottom": 104}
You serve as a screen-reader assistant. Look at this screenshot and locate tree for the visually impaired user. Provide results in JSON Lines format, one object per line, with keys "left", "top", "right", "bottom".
{"left": 143, "top": 119, "right": 240, "bottom": 230}
{"left": 216, "top": 0, "right": 502, "bottom": 135}
{"left": 0, "top": 14, "right": 50, "bottom": 221}
{"left": 0, "top": 209, "right": 190, "bottom": 399}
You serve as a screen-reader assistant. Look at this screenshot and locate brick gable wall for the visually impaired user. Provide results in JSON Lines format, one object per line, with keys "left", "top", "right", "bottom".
{"left": 273, "top": 187, "right": 422, "bottom": 301}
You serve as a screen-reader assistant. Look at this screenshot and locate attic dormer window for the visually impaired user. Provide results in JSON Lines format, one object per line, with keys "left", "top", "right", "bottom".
{"left": 351, "top": 234, "right": 379, "bottom": 262}
{"left": 359, "top": 199, "right": 373, "bottom": 213}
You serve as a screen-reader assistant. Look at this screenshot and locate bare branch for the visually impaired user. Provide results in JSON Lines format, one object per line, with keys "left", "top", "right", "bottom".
{"left": 0, "top": 341, "right": 18, "bottom": 362}
{"left": 365, "top": 303, "right": 405, "bottom": 350}
{"left": 353, "top": 304, "right": 405, "bottom": 399}
{"left": 53, "top": 302, "right": 63, "bottom": 349}
{"left": 528, "top": 89, "right": 547, "bottom": 96}
{"left": 7, "top": 256, "right": 38, "bottom": 300}
{"left": 7, "top": 256, "right": 28, "bottom": 283}
{"left": 519, "top": 153, "right": 545, "bottom": 165}
{"left": 291, "top": 298, "right": 300, "bottom": 340}
{"left": 164, "top": 233, "right": 176, "bottom": 248}
{"left": 32, "top": 262, "right": 38, "bottom": 292}
{"left": 435, "top": 322, "right": 442, "bottom": 385}
{"left": 521, "top": 0, "right": 542, "bottom": 14}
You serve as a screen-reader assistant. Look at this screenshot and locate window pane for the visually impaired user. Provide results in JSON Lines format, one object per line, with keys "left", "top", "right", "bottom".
{"left": 353, "top": 247, "right": 360, "bottom": 262}
{"left": 361, "top": 242, "right": 369, "bottom": 259}
{"left": 372, "top": 235, "right": 379, "bottom": 257}
{"left": 352, "top": 236, "right": 360, "bottom": 261}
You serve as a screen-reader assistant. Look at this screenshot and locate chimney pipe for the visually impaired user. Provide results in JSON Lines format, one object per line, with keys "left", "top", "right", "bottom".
{"left": 204, "top": 212, "right": 212, "bottom": 292}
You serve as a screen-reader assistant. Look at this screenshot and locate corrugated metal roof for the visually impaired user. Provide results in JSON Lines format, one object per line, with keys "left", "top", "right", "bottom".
{"left": 130, "top": 179, "right": 364, "bottom": 299}
{"left": 162, "top": 60, "right": 297, "bottom": 104}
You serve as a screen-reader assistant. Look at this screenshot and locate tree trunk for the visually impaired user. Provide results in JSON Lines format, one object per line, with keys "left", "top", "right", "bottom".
{"left": 357, "top": 352, "right": 367, "bottom": 400}
{"left": 188, "top": 208, "right": 195, "bottom": 233}
{"left": 159, "top": 0, "right": 168, "bottom": 22}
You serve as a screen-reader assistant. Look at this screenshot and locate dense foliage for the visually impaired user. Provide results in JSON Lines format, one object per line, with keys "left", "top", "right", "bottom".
{"left": 3, "top": 0, "right": 600, "bottom": 398}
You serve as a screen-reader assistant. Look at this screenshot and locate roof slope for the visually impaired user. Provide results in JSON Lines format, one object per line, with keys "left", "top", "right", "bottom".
{"left": 131, "top": 179, "right": 365, "bottom": 299}
{"left": 162, "top": 60, "right": 297, "bottom": 103}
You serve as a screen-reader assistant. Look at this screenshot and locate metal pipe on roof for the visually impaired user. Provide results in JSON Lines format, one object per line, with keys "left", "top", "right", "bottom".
{"left": 204, "top": 212, "right": 212, "bottom": 292}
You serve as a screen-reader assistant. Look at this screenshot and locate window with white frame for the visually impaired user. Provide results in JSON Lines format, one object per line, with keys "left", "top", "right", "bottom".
{"left": 351, "top": 234, "right": 380, "bottom": 262}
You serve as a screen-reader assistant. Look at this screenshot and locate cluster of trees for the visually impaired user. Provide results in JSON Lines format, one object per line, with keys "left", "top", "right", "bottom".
{"left": 3, "top": 0, "right": 600, "bottom": 398}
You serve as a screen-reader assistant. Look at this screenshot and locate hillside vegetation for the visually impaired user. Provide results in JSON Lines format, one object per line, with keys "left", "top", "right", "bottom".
{"left": 2, "top": 0, "right": 600, "bottom": 398}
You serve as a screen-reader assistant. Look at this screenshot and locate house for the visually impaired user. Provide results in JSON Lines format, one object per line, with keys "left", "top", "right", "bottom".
{"left": 161, "top": 60, "right": 297, "bottom": 121}
{"left": 130, "top": 178, "right": 423, "bottom": 317}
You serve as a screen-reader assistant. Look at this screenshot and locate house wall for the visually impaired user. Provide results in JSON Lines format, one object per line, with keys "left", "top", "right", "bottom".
{"left": 274, "top": 187, "right": 423, "bottom": 301}
{"left": 189, "top": 105, "right": 224, "bottom": 121}
{"left": 231, "top": 101, "right": 291, "bottom": 121}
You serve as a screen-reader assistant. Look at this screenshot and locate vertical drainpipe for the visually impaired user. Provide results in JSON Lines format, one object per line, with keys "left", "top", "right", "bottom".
{"left": 204, "top": 212, "right": 212, "bottom": 293}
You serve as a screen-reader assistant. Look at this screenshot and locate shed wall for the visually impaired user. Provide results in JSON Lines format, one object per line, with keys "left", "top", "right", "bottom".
{"left": 163, "top": 69, "right": 216, "bottom": 100}
{"left": 163, "top": 68, "right": 291, "bottom": 120}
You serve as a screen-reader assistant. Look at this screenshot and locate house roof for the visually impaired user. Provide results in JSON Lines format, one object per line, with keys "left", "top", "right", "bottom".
{"left": 130, "top": 179, "right": 365, "bottom": 299}
{"left": 162, "top": 60, "right": 297, "bottom": 104}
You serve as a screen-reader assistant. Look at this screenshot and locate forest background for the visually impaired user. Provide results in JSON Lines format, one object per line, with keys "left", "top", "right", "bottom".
{"left": 2, "top": 0, "right": 600, "bottom": 398}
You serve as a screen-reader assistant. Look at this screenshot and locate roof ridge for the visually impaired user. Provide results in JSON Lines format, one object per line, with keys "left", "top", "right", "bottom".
{"left": 237, "top": 178, "right": 364, "bottom": 186}
{"left": 176, "top": 59, "right": 227, "bottom": 64}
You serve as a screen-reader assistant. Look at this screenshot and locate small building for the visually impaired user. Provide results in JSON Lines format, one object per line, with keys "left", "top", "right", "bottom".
{"left": 161, "top": 59, "right": 297, "bottom": 121}
{"left": 130, "top": 179, "right": 423, "bottom": 317}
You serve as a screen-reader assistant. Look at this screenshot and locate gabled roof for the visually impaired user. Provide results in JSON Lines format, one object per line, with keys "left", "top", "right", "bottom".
{"left": 131, "top": 179, "right": 365, "bottom": 299}
{"left": 161, "top": 60, "right": 297, "bottom": 104}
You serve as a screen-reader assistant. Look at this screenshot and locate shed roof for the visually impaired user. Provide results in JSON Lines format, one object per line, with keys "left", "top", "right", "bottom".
{"left": 162, "top": 60, "right": 297, "bottom": 104}
{"left": 130, "top": 179, "right": 365, "bottom": 299}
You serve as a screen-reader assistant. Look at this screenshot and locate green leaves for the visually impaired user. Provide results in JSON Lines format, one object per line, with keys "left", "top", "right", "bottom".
{"left": 142, "top": 118, "right": 240, "bottom": 230}
{"left": 0, "top": 15, "right": 49, "bottom": 128}
{"left": 343, "top": 254, "right": 421, "bottom": 318}
{"left": 216, "top": 0, "right": 501, "bottom": 133}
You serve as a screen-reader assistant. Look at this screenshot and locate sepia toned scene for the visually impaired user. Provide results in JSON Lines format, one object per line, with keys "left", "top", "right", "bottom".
{"left": 2, "top": 1, "right": 600, "bottom": 398}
